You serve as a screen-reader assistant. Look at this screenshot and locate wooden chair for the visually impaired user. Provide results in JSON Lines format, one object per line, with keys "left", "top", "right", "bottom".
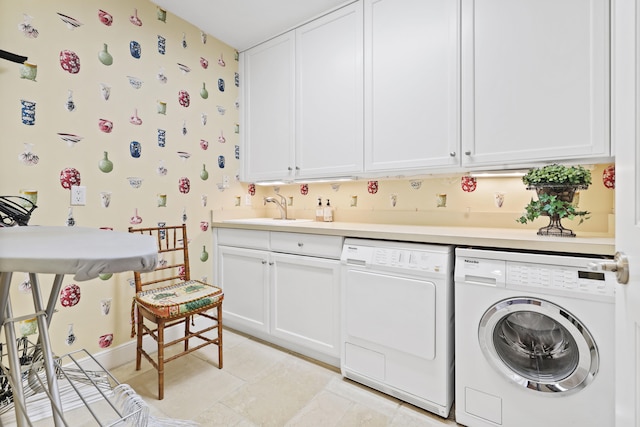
{"left": 128, "top": 224, "right": 223, "bottom": 400}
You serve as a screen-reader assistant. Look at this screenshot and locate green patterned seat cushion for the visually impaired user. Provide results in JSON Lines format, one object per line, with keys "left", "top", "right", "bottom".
{"left": 136, "top": 280, "right": 223, "bottom": 318}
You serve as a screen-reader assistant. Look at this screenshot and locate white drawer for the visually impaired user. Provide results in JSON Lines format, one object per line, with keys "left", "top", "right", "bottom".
{"left": 270, "top": 232, "right": 343, "bottom": 259}
{"left": 216, "top": 228, "right": 270, "bottom": 250}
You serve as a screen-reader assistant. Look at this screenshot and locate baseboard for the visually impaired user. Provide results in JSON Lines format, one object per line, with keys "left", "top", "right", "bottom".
{"left": 87, "top": 334, "right": 137, "bottom": 372}
{"left": 89, "top": 315, "right": 208, "bottom": 371}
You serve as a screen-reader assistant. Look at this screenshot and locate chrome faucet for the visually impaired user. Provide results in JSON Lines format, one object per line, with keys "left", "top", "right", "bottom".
{"left": 264, "top": 194, "right": 288, "bottom": 219}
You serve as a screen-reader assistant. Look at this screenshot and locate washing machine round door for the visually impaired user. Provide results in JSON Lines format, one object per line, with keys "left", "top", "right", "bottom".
{"left": 478, "top": 297, "right": 598, "bottom": 394}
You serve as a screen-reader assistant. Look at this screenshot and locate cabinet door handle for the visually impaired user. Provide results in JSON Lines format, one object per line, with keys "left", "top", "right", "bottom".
{"left": 297, "top": 242, "right": 304, "bottom": 247}
{"left": 464, "top": 150, "right": 471, "bottom": 156}
{"left": 261, "top": 260, "right": 267, "bottom": 264}
{"left": 268, "top": 262, "right": 274, "bottom": 266}
{"left": 449, "top": 152, "right": 456, "bottom": 157}
{"left": 287, "top": 166, "right": 293, "bottom": 172}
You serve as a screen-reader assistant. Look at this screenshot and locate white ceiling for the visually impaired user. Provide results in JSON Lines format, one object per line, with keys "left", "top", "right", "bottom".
{"left": 150, "top": 0, "right": 350, "bottom": 51}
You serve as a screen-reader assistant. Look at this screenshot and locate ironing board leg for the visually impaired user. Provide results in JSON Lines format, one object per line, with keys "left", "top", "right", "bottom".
{"left": 30, "top": 273, "right": 65, "bottom": 427}
{"left": 1, "top": 272, "right": 30, "bottom": 427}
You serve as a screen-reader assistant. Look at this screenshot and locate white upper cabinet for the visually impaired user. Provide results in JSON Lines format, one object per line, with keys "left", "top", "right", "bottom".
{"left": 295, "top": 2, "right": 364, "bottom": 179}
{"left": 242, "top": 0, "right": 612, "bottom": 182}
{"left": 242, "top": 3, "right": 363, "bottom": 182}
{"left": 364, "top": 0, "right": 460, "bottom": 173}
{"left": 241, "top": 33, "right": 295, "bottom": 182}
{"left": 461, "top": 0, "right": 611, "bottom": 168}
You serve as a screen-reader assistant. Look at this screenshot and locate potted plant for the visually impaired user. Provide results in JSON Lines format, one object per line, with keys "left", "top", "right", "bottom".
{"left": 516, "top": 164, "right": 592, "bottom": 237}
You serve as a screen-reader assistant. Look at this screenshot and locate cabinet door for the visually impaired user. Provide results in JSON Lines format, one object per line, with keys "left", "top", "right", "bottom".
{"left": 271, "top": 253, "right": 341, "bottom": 357}
{"left": 217, "top": 246, "right": 270, "bottom": 333}
{"left": 242, "top": 32, "right": 296, "bottom": 182}
{"left": 364, "top": 0, "right": 460, "bottom": 173}
{"left": 295, "top": 2, "right": 364, "bottom": 179}
{"left": 461, "top": 0, "right": 610, "bottom": 167}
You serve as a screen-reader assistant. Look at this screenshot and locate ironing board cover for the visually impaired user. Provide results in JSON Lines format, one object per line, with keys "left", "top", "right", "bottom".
{"left": 0, "top": 226, "right": 157, "bottom": 281}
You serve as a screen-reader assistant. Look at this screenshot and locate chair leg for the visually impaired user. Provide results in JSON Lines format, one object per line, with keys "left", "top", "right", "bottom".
{"left": 135, "top": 307, "right": 143, "bottom": 371}
{"left": 217, "top": 305, "right": 223, "bottom": 369}
{"left": 157, "top": 320, "right": 165, "bottom": 400}
{"left": 184, "top": 316, "right": 190, "bottom": 352}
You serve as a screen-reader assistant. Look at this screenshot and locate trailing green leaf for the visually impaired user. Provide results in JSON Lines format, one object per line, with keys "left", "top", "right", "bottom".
{"left": 517, "top": 193, "right": 590, "bottom": 225}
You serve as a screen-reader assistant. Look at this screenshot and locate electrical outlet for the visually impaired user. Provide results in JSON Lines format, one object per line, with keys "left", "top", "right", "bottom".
{"left": 222, "top": 175, "right": 230, "bottom": 188}
{"left": 70, "top": 185, "right": 86, "bottom": 206}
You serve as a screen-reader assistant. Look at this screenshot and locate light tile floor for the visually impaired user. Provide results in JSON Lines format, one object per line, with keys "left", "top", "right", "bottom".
{"left": 25, "top": 328, "right": 461, "bottom": 426}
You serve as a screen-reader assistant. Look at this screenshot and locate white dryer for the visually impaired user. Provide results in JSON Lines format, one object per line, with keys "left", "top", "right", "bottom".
{"left": 454, "top": 248, "right": 615, "bottom": 427}
{"left": 341, "top": 239, "right": 454, "bottom": 417}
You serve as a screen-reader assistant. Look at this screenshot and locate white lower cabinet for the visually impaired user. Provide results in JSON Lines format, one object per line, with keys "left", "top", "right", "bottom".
{"left": 271, "top": 252, "right": 341, "bottom": 358}
{"left": 214, "top": 229, "right": 343, "bottom": 366}
{"left": 217, "top": 245, "right": 270, "bottom": 333}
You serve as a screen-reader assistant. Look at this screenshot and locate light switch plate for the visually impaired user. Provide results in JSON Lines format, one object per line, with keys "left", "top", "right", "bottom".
{"left": 70, "top": 185, "right": 87, "bottom": 206}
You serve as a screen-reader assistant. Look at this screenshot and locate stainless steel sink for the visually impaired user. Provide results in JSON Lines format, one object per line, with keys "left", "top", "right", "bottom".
{"left": 222, "top": 218, "right": 313, "bottom": 225}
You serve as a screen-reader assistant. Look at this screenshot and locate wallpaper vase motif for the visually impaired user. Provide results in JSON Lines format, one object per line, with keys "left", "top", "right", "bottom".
{"left": 98, "top": 43, "right": 113, "bottom": 66}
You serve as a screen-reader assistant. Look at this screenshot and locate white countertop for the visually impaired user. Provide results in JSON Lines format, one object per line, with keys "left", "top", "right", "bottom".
{"left": 212, "top": 220, "right": 615, "bottom": 256}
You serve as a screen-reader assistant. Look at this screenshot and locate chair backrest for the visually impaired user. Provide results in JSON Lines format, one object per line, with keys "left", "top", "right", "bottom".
{"left": 128, "top": 224, "right": 190, "bottom": 292}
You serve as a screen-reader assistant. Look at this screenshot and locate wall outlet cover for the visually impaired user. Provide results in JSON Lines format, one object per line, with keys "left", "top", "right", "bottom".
{"left": 70, "top": 185, "right": 87, "bottom": 205}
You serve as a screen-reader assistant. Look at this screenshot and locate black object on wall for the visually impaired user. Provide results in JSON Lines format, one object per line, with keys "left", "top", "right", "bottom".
{"left": 0, "top": 49, "right": 28, "bottom": 64}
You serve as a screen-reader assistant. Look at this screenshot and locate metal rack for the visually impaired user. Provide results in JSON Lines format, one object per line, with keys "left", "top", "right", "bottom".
{"left": 0, "top": 196, "right": 37, "bottom": 228}
{"left": 0, "top": 342, "right": 149, "bottom": 426}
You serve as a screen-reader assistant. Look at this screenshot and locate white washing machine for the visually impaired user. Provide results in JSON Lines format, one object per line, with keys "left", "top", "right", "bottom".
{"left": 341, "top": 239, "right": 454, "bottom": 417}
{"left": 455, "top": 248, "right": 615, "bottom": 427}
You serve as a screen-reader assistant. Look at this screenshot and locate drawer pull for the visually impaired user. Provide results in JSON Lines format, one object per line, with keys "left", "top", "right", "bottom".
{"left": 261, "top": 260, "right": 267, "bottom": 265}
{"left": 297, "top": 242, "right": 304, "bottom": 247}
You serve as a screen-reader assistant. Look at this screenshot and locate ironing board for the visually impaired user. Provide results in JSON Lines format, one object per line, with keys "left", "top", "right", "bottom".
{"left": 0, "top": 226, "right": 157, "bottom": 426}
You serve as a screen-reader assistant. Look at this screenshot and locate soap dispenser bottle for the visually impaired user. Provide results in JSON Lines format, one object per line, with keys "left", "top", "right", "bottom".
{"left": 315, "top": 198, "right": 324, "bottom": 221}
{"left": 323, "top": 199, "right": 334, "bottom": 222}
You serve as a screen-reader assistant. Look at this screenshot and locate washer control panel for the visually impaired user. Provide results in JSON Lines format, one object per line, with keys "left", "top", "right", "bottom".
{"left": 507, "top": 262, "right": 614, "bottom": 297}
{"left": 454, "top": 248, "right": 616, "bottom": 301}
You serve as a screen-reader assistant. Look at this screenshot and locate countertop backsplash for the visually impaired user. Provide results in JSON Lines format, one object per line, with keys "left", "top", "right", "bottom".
{"left": 215, "top": 164, "right": 615, "bottom": 236}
